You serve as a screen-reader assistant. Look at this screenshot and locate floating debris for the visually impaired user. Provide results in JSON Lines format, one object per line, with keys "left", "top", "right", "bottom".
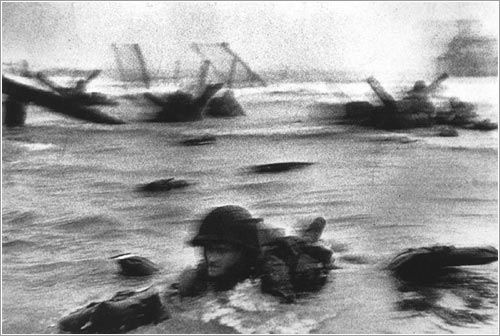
{"left": 111, "top": 253, "right": 159, "bottom": 276}
{"left": 387, "top": 245, "right": 498, "bottom": 280}
{"left": 58, "top": 286, "right": 169, "bottom": 333}
{"left": 436, "top": 126, "right": 459, "bottom": 137}
{"left": 249, "top": 162, "right": 314, "bottom": 174}
{"left": 180, "top": 135, "right": 216, "bottom": 146}
{"left": 138, "top": 178, "right": 191, "bottom": 192}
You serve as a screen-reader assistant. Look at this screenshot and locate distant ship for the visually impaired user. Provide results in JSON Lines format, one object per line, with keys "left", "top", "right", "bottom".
{"left": 436, "top": 20, "right": 498, "bottom": 77}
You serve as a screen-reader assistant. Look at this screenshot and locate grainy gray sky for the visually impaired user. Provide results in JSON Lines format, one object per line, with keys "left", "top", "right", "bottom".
{"left": 2, "top": 1, "right": 498, "bottom": 77}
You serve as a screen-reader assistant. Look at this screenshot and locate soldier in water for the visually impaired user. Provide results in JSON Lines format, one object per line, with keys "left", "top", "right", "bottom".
{"left": 59, "top": 206, "right": 334, "bottom": 333}
{"left": 167, "top": 205, "right": 334, "bottom": 303}
{"left": 171, "top": 205, "right": 263, "bottom": 296}
{"left": 405, "top": 80, "right": 436, "bottom": 118}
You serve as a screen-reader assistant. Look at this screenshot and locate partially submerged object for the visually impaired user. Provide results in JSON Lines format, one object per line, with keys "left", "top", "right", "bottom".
{"left": 180, "top": 135, "right": 216, "bottom": 146}
{"left": 58, "top": 286, "right": 169, "bottom": 333}
{"left": 35, "top": 70, "right": 118, "bottom": 106}
{"left": 111, "top": 253, "right": 160, "bottom": 276}
{"left": 2, "top": 76, "right": 125, "bottom": 125}
{"left": 387, "top": 245, "right": 498, "bottom": 280}
{"left": 138, "top": 178, "right": 191, "bottom": 193}
{"left": 436, "top": 126, "right": 459, "bottom": 137}
{"left": 145, "top": 83, "right": 226, "bottom": 122}
{"left": 2, "top": 96, "right": 27, "bottom": 127}
{"left": 343, "top": 74, "right": 497, "bottom": 131}
{"left": 249, "top": 162, "right": 314, "bottom": 174}
{"left": 202, "top": 89, "right": 246, "bottom": 118}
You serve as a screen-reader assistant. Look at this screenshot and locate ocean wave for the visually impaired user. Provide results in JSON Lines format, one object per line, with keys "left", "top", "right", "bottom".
{"left": 2, "top": 138, "right": 56, "bottom": 151}
{"left": 20, "top": 143, "right": 56, "bottom": 151}
{"left": 53, "top": 215, "right": 122, "bottom": 232}
{"left": 433, "top": 197, "right": 497, "bottom": 203}
{"left": 198, "top": 280, "right": 329, "bottom": 334}
{"left": 1, "top": 210, "right": 38, "bottom": 225}
{"left": 23, "top": 260, "right": 78, "bottom": 272}
{"left": 91, "top": 229, "right": 128, "bottom": 240}
{"left": 2, "top": 239, "right": 39, "bottom": 251}
{"left": 126, "top": 227, "right": 165, "bottom": 236}
{"left": 421, "top": 132, "right": 498, "bottom": 150}
{"left": 329, "top": 213, "right": 374, "bottom": 224}
{"left": 209, "top": 125, "right": 342, "bottom": 138}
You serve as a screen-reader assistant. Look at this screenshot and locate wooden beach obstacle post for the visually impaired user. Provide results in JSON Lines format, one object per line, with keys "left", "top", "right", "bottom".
{"left": 190, "top": 42, "right": 266, "bottom": 88}
{"left": 196, "top": 59, "right": 212, "bottom": 98}
{"left": 3, "top": 96, "right": 27, "bottom": 127}
{"left": 111, "top": 43, "right": 151, "bottom": 89}
{"left": 219, "top": 42, "right": 266, "bottom": 87}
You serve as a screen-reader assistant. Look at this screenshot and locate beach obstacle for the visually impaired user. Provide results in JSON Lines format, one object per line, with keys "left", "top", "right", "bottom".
{"left": 2, "top": 76, "right": 125, "bottom": 125}
{"left": 145, "top": 83, "right": 225, "bottom": 122}
{"left": 202, "top": 89, "right": 245, "bottom": 117}
{"left": 342, "top": 74, "right": 497, "bottom": 131}
{"left": 3, "top": 96, "right": 27, "bottom": 127}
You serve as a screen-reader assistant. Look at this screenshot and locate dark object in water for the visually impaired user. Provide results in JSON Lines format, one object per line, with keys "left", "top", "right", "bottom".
{"left": 436, "top": 126, "right": 459, "bottom": 137}
{"left": 111, "top": 253, "right": 159, "bottom": 276}
{"left": 387, "top": 245, "right": 498, "bottom": 280}
{"left": 202, "top": 89, "right": 246, "bottom": 117}
{"left": 342, "top": 74, "right": 497, "bottom": 132}
{"left": 2, "top": 76, "right": 125, "bottom": 125}
{"left": 58, "top": 286, "right": 169, "bottom": 333}
{"left": 464, "top": 119, "right": 498, "bottom": 131}
{"left": 146, "top": 83, "right": 224, "bottom": 122}
{"left": 250, "top": 162, "right": 314, "bottom": 174}
{"left": 3, "top": 96, "right": 27, "bottom": 127}
{"left": 34, "top": 70, "right": 118, "bottom": 106}
{"left": 180, "top": 135, "right": 216, "bottom": 146}
{"left": 260, "top": 217, "right": 334, "bottom": 303}
{"left": 65, "top": 92, "right": 118, "bottom": 107}
{"left": 138, "top": 178, "right": 190, "bottom": 192}
{"left": 146, "top": 91, "right": 201, "bottom": 122}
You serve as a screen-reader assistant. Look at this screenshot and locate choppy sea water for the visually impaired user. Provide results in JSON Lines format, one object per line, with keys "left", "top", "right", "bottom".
{"left": 2, "top": 77, "right": 498, "bottom": 334}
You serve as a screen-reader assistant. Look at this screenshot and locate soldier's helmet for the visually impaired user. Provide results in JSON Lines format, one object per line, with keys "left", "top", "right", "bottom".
{"left": 412, "top": 80, "right": 427, "bottom": 92}
{"left": 190, "top": 205, "right": 262, "bottom": 252}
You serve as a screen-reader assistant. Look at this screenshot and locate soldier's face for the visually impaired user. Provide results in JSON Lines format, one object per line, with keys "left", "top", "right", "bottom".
{"left": 204, "top": 243, "right": 244, "bottom": 278}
